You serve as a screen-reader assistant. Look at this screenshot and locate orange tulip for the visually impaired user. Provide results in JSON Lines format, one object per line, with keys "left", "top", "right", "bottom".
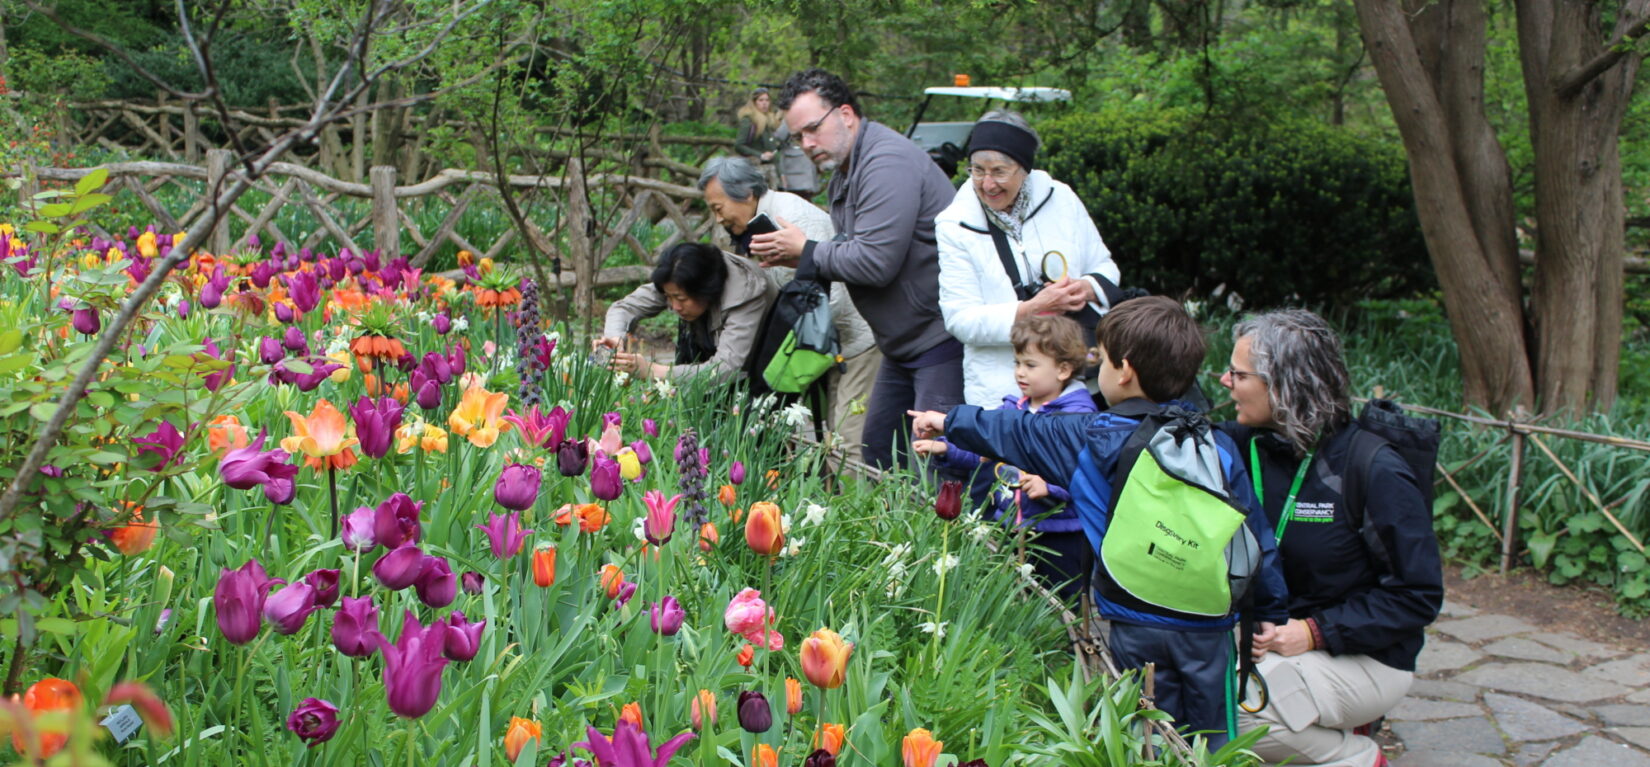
{"left": 281, "top": 399, "right": 359, "bottom": 470}
{"left": 765, "top": 469, "right": 780, "bottom": 490}
{"left": 815, "top": 722, "right": 845, "bottom": 755}
{"left": 207, "top": 414, "right": 249, "bottom": 453}
{"left": 12, "top": 677, "right": 82, "bottom": 757}
{"left": 108, "top": 504, "right": 158, "bottom": 555}
{"left": 730, "top": 507, "right": 744, "bottom": 524}
{"left": 448, "top": 384, "right": 512, "bottom": 448}
{"left": 744, "top": 501, "right": 784, "bottom": 556}
{"left": 503, "top": 717, "right": 541, "bottom": 762}
{"left": 785, "top": 678, "right": 803, "bottom": 715}
{"left": 736, "top": 644, "right": 755, "bottom": 667}
{"left": 902, "top": 728, "right": 943, "bottom": 767}
{"left": 532, "top": 546, "right": 557, "bottom": 587}
{"left": 599, "top": 564, "right": 625, "bottom": 599}
{"left": 619, "top": 702, "right": 643, "bottom": 729}
{"left": 577, "top": 504, "right": 610, "bottom": 533}
{"left": 800, "top": 628, "right": 853, "bottom": 689}
{"left": 690, "top": 689, "right": 716, "bottom": 730}
{"left": 751, "top": 743, "right": 778, "bottom": 767}
{"left": 717, "top": 484, "right": 737, "bottom": 506}
{"left": 457, "top": 250, "right": 475, "bottom": 267}
{"left": 699, "top": 522, "right": 719, "bottom": 552}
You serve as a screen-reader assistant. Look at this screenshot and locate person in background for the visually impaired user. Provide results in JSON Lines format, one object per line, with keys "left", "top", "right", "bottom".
{"left": 751, "top": 68, "right": 962, "bottom": 470}
{"left": 735, "top": 88, "right": 782, "bottom": 165}
{"left": 1221, "top": 309, "right": 1443, "bottom": 767}
{"left": 914, "top": 313, "right": 1097, "bottom": 600}
{"left": 698, "top": 156, "right": 882, "bottom": 447}
{"left": 595, "top": 242, "right": 777, "bottom": 383}
{"left": 935, "top": 110, "right": 1122, "bottom": 408}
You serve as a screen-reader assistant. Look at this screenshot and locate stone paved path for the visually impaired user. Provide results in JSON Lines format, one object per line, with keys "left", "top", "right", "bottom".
{"left": 1388, "top": 598, "right": 1650, "bottom": 766}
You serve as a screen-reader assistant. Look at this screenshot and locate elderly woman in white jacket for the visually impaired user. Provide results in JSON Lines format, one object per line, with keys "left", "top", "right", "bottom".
{"left": 935, "top": 111, "right": 1123, "bottom": 408}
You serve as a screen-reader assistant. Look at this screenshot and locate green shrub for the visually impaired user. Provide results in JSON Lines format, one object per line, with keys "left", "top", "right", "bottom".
{"left": 1040, "top": 109, "right": 1433, "bottom": 309}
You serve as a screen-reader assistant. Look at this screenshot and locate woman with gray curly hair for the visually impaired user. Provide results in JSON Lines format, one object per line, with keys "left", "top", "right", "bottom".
{"left": 1219, "top": 309, "right": 1442, "bottom": 767}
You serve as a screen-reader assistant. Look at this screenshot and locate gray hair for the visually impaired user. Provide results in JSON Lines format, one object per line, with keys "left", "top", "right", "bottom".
{"left": 1235, "top": 309, "right": 1352, "bottom": 455}
{"left": 977, "top": 109, "right": 1040, "bottom": 147}
{"left": 697, "top": 156, "right": 768, "bottom": 202}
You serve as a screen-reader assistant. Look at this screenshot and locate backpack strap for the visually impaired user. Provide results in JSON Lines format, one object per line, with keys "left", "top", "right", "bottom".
{"left": 1345, "top": 428, "right": 1397, "bottom": 579}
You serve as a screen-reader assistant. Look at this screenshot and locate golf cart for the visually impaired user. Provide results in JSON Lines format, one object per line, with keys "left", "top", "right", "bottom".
{"left": 905, "top": 81, "right": 1072, "bottom": 176}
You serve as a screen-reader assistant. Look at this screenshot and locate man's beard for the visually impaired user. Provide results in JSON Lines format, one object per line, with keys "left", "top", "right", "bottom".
{"left": 815, "top": 153, "right": 840, "bottom": 173}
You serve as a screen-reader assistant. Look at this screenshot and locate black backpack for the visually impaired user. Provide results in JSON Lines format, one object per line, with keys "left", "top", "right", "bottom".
{"left": 743, "top": 278, "right": 835, "bottom": 429}
{"left": 1344, "top": 398, "right": 1442, "bottom": 575}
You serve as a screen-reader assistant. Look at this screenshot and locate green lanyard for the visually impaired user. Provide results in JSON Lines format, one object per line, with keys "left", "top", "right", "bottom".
{"left": 1250, "top": 441, "right": 1314, "bottom": 544}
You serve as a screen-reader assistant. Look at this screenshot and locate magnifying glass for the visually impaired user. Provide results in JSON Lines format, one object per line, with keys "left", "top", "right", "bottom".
{"left": 1040, "top": 250, "right": 1068, "bottom": 283}
{"left": 994, "top": 463, "right": 1023, "bottom": 488}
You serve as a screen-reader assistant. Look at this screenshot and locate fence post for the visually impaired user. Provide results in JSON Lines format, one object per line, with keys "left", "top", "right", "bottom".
{"left": 1500, "top": 428, "right": 1526, "bottom": 574}
{"left": 205, "top": 149, "right": 233, "bottom": 256}
{"left": 565, "top": 157, "right": 597, "bottom": 330}
{"left": 17, "top": 161, "right": 37, "bottom": 216}
{"left": 182, "top": 105, "right": 200, "bottom": 164}
{"left": 370, "top": 165, "right": 399, "bottom": 258}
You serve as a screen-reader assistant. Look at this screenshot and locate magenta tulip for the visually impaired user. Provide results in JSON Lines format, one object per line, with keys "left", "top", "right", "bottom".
{"left": 493, "top": 463, "right": 541, "bottom": 512}
{"left": 590, "top": 454, "right": 623, "bottom": 501}
{"left": 372, "top": 611, "right": 450, "bottom": 718}
{"left": 304, "top": 568, "right": 341, "bottom": 608}
{"left": 263, "top": 582, "right": 321, "bottom": 634}
{"left": 349, "top": 396, "right": 404, "bottom": 460}
{"left": 442, "top": 611, "right": 486, "bottom": 662}
{"left": 340, "top": 507, "right": 377, "bottom": 552}
{"left": 258, "top": 336, "right": 284, "bottom": 365}
{"left": 461, "top": 571, "right": 484, "bottom": 595}
{"left": 72, "top": 308, "right": 100, "bottom": 336}
{"left": 476, "top": 511, "right": 531, "bottom": 560}
{"left": 643, "top": 490, "right": 680, "bottom": 545}
{"left": 134, "top": 421, "right": 184, "bottom": 472}
{"left": 287, "top": 271, "right": 321, "bottom": 314}
{"left": 414, "top": 555, "right": 456, "bottom": 609}
{"left": 373, "top": 493, "right": 422, "bottom": 549}
{"left": 643, "top": 418, "right": 659, "bottom": 438}
{"left": 287, "top": 698, "right": 340, "bottom": 747}
{"left": 373, "top": 544, "right": 426, "bottom": 590}
{"left": 331, "top": 595, "right": 379, "bottom": 657}
{"left": 730, "top": 461, "right": 746, "bottom": 486}
{"left": 573, "top": 721, "right": 695, "bottom": 767}
{"left": 650, "top": 596, "right": 685, "bottom": 636}
{"left": 214, "top": 559, "right": 282, "bottom": 644}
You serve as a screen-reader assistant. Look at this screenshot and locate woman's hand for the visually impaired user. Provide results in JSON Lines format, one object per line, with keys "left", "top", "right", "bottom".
{"left": 592, "top": 337, "right": 621, "bottom": 351}
{"left": 1015, "top": 278, "right": 1090, "bottom": 319}
{"left": 611, "top": 351, "right": 657, "bottom": 379}
{"left": 913, "top": 439, "right": 949, "bottom": 456}
{"left": 1252, "top": 619, "right": 1315, "bottom": 658}
{"left": 1021, "top": 474, "right": 1049, "bottom": 499}
{"left": 760, "top": 151, "right": 775, "bottom": 162}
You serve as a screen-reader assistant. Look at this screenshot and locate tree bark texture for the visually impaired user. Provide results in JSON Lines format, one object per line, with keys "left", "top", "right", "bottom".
{"left": 1353, "top": 0, "right": 1535, "bottom": 414}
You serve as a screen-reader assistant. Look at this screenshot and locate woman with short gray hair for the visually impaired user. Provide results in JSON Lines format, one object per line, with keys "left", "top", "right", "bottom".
{"left": 1220, "top": 309, "right": 1443, "bottom": 767}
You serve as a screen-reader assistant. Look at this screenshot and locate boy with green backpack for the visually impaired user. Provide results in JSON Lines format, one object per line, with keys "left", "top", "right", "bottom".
{"left": 910, "top": 296, "right": 1289, "bottom": 747}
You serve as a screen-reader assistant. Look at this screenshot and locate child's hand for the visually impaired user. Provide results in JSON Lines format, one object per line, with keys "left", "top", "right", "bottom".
{"left": 1021, "top": 474, "right": 1049, "bottom": 499}
{"left": 907, "top": 410, "right": 947, "bottom": 439}
{"left": 913, "top": 439, "right": 949, "bottom": 456}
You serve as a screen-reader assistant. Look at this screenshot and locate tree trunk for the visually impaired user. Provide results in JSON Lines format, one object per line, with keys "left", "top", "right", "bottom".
{"left": 1353, "top": 0, "right": 1535, "bottom": 414}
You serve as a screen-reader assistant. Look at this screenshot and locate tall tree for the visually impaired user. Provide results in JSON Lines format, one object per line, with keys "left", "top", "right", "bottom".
{"left": 1354, "top": 0, "right": 1646, "bottom": 416}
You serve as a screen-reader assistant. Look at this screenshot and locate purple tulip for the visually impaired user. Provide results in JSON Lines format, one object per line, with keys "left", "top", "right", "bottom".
{"left": 176, "top": 299, "right": 190, "bottom": 319}
{"left": 615, "top": 581, "right": 637, "bottom": 608}
{"left": 372, "top": 611, "right": 450, "bottom": 718}
{"left": 304, "top": 569, "right": 341, "bottom": 608}
{"left": 555, "top": 439, "right": 589, "bottom": 477}
{"left": 411, "top": 372, "right": 442, "bottom": 411}
{"left": 273, "top": 357, "right": 343, "bottom": 392}
{"left": 590, "top": 454, "right": 623, "bottom": 501}
{"left": 602, "top": 412, "right": 622, "bottom": 431}
{"left": 349, "top": 396, "right": 405, "bottom": 460}
{"left": 263, "top": 581, "right": 320, "bottom": 635}
{"left": 199, "top": 280, "right": 224, "bottom": 309}
{"left": 273, "top": 302, "right": 295, "bottom": 323}
{"left": 493, "top": 464, "right": 541, "bottom": 512}
{"left": 461, "top": 571, "right": 484, "bottom": 595}
{"left": 650, "top": 596, "right": 685, "bottom": 636}
{"left": 419, "top": 352, "right": 453, "bottom": 384}
{"left": 573, "top": 721, "right": 695, "bottom": 767}
{"left": 414, "top": 555, "right": 456, "bottom": 609}
{"left": 258, "top": 336, "right": 284, "bottom": 365}
{"left": 372, "top": 493, "right": 422, "bottom": 549}
{"left": 286, "top": 698, "right": 340, "bottom": 747}
{"left": 630, "top": 440, "right": 653, "bottom": 465}
{"left": 263, "top": 463, "right": 299, "bottom": 505}
{"left": 446, "top": 343, "right": 466, "bottom": 378}
{"left": 71, "top": 308, "right": 100, "bottom": 336}
{"left": 373, "top": 544, "right": 426, "bottom": 590}
{"left": 134, "top": 421, "right": 185, "bottom": 473}
{"left": 282, "top": 325, "right": 308, "bottom": 353}
{"left": 476, "top": 511, "right": 531, "bottom": 560}
{"left": 432, "top": 313, "right": 452, "bottom": 335}
{"left": 201, "top": 338, "right": 234, "bottom": 392}
{"left": 214, "top": 559, "right": 282, "bottom": 644}
{"left": 287, "top": 271, "right": 321, "bottom": 314}
{"left": 643, "top": 418, "right": 659, "bottom": 438}
{"left": 730, "top": 461, "right": 746, "bottom": 486}
{"left": 250, "top": 261, "right": 277, "bottom": 289}
{"left": 219, "top": 432, "right": 293, "bottom": 490}
{"left": 441, "top": 611, "right": 486, "bottom": 662}
{"left": 331, "top": 595, "right": 379, "bottom": 657}
{"left": 340, "top": 507, "right": 378, "bottom": 552}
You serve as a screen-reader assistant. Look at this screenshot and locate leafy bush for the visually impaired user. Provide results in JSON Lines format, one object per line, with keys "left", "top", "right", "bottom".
{"left": 1040, "top": 109, "right": 1433, "bottom": 309}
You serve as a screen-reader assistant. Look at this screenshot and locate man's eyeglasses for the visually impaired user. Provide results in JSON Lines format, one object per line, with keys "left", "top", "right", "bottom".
{"left": 796, "top": 105, "right": 840, "bottom": 137}
{"left": 967, "top": 165, "right": 1020, "bottom": 183}
{"left": 1225, "top": 366, "right": 1265, "bottom": 384}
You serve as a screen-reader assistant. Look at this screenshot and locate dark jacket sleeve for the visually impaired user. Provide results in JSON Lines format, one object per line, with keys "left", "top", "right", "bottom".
{"left": 935, "top": 438, "right": 984, "bottom": 475}
{"left": 943, "top": 406, "right": 1091, "bottom": 489}
{"left": 1313, "top": 449, "right": 1444, "bottom": 656}
{"left": 734, "top": 117, "right": 762, "bottom": 157}
{"left": 1223, "top": 445, "right": 1291, "bottom": 624}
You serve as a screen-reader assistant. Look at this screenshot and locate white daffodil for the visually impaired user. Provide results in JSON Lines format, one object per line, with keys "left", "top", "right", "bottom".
{"left": 932, "top": 554, "right": 960, "bottom": 577}
{"left": 801, "top": 502, "right": 828, "bottom": 527}
{"left": 917, "top": 621, "right": 948, "bottom": 639}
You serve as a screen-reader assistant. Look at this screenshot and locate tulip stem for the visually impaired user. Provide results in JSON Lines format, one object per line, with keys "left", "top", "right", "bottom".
{"left": 404, "top": 718, "right": 418, "bottom": 767}
{"left": 933, "top": 524, "right": 949, "bottom": 660}
{"left": 327, "top": 464, "right": 340, "bottom": 539}
{"left": 261, "top": 502, "right": 277, "bottom": 551}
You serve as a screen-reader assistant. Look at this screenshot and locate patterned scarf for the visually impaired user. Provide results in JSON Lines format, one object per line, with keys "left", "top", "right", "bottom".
{"left": 982, "top": 183, "right": 1032, "bottom": 242}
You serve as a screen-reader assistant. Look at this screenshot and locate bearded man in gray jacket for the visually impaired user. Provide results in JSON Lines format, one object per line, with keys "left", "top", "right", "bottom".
{"left": 750, "top": 68, "right": 963, "bottom": 470}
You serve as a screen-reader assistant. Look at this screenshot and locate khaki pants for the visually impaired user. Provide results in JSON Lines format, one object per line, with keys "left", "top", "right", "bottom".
{"left": 1238, "top": 651, "right": 1412, "bottom": 767}
{"left": 827, "top": 347, "right": 882, "bottom": 453}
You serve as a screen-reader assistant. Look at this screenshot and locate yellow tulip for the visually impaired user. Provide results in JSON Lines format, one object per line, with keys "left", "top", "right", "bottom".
{"left": 281, "top": 399, "right": 359, "bottom": 470}
{"left": 447, "top": 384, "right": 510, "bottom": 447}
{"left": 616, "top": 449, "right": 642, "bottom": 481}
{"left": 136, "top": 231, "right": 158, "bottom": 258}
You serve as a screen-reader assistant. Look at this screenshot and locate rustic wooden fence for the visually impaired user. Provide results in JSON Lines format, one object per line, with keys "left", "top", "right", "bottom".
{"left": 12, "top": 148, "right": 727, "bottom": 313}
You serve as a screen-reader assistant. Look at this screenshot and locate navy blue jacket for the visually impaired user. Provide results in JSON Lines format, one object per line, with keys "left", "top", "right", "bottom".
{"left": 1221, "top": 423, "right": 1443, "bottom": 671}
{"left": 935, "top": 383, "right": 1097, "bottom": 532}
{"left": 946, "top": 399, "right": 1290, "bottom": 630}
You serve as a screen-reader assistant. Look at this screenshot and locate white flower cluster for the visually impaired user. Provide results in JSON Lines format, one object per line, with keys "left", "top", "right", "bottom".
{"left": 651, "top": 377, "right": 676, "bottom": 398}
{"left": 450, "top": 316, "right": 470, "bottom": 332}
{"left": 931, "top": 553, "right": 959, "bottom": 577}
{"left": 916, "top": 620, "right": 948, "bottom": 640}
{"left": 882, "top": 543, "right": 913, "bottom": 598}
{"left": 781, "top": 402, "right": 813, "bottom": 428}
{"left": 800, "top": 501, "right": 828, "bottom": 527}
{"left": 782, "top": 537, "right": 805, "bottom": 558}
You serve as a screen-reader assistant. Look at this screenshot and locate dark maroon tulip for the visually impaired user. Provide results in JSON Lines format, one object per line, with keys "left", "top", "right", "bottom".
{"left": 72, "top": 308, "right": 100, "bottom": 336}
{"left": 349, "top": 396, "right": 404, "bottom": 459}
{"left": 258, "top": 336, "right": 284, "bottom": 365}
{"left": 331, "top": 595, "right": 379, "bottom": 657}
{"left": 214, "top": 559, "right": 283, "bottom": 644}
{"left": 372, "top": 493, "right": 422, "bottom": 549}
{"left": 803, "top": 750, "right": 836, "bottom": 767}
{"left": 493, "top": 463, "right": 541, "bottom": 511}
{"left": 737, "top": 690, "right": 772, "bottom": 733}
{"left": 263, "top": 581, "right": 321, "bottom": 635}
{"left": 287, "top": 698, "right": 340, "bottom": 747}
{"left": 556, "top": 439, "right": 588, "bottom": 477}
{"left": 934, "top": 479, "right": 964, "bottom": 521}
{"left": 304, "top": 568, "right": 341, "bottom": 608}
{"left": 461, "top": 571, "right": 484, "bottom": 595}
{"left": 441, "top": 611, "right": 486, "bottom": 662}
{"left": 372, "top": 611, "right": 450, "bottom": 718}
{"left": 373, "top": 544, "right": 426, "bottom": 590}
{"left": 590, "top": 454, "right": 622, "bottom": 501}
{"left": 414, "top": 555, "right": 456, "bottom": 609}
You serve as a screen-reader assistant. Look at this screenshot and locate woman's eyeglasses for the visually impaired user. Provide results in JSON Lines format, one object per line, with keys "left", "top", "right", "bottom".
{"left": 1225, "top": 366, "right": 1265, "bottom": 383}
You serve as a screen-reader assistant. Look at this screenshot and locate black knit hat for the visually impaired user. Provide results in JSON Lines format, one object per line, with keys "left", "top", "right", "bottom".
{"left": 966, "top": 120, "right": 1037, "bottom": 171}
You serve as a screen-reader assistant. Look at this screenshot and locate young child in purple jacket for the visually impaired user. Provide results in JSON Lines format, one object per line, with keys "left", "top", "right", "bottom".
{"left": 915, "top": 314, "right": 1097, "bottom": 600}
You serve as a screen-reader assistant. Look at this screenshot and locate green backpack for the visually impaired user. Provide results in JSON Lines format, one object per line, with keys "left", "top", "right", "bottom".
{"left": 760, "top": 279, "right": 840, "bottom": 394}
{"left": 1094, "top": 404, "right": 1262, "bottom": 620}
